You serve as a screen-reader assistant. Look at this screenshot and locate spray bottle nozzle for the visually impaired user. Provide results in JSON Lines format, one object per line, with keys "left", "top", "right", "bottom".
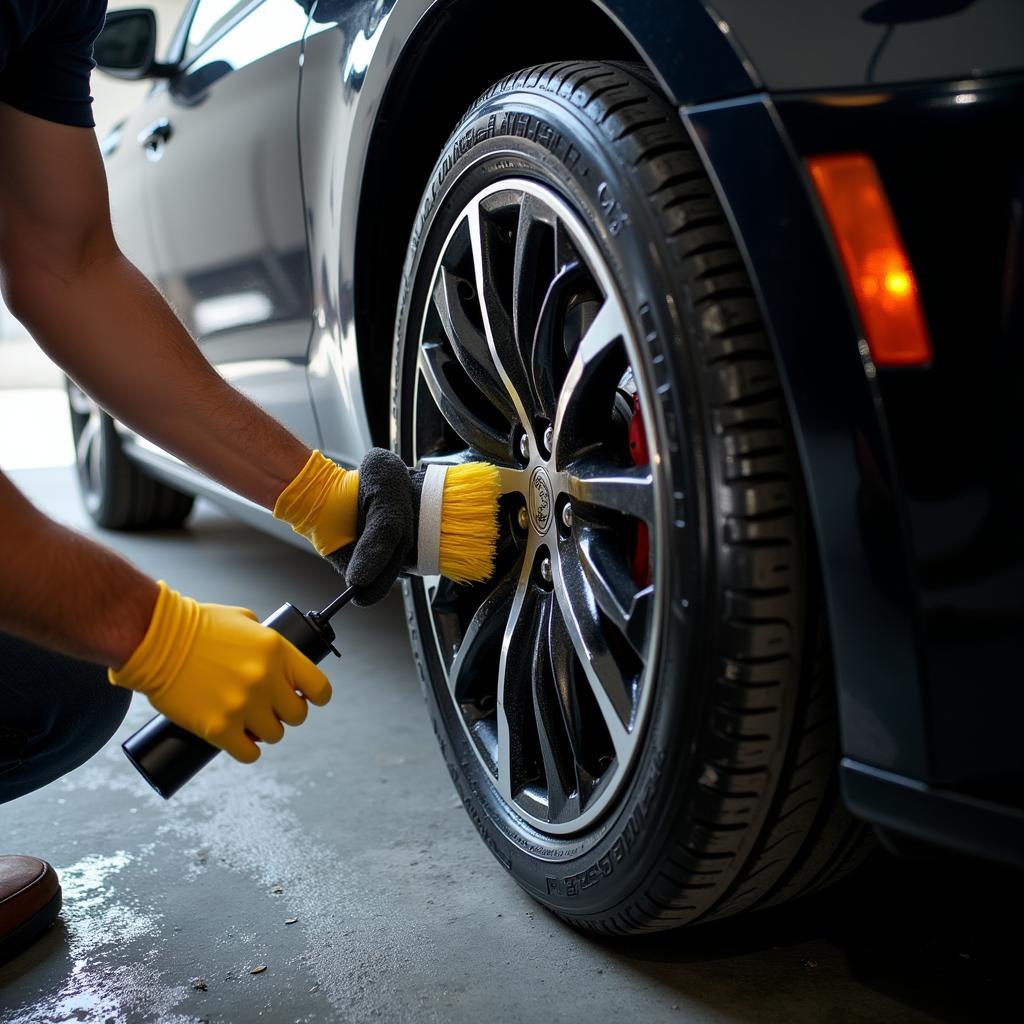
{"left": 305, "top": 584, "right": 355, "bottom": 657}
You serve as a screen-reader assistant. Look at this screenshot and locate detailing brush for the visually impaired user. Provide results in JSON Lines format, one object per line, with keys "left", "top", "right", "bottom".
{"left": 410, "top": 461, "right": 501, "bottom": 583}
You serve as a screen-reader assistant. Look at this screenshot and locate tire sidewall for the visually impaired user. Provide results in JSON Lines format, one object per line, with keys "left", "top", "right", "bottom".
{"left": 392, "top": 86, "right": 718, "bottom": 920}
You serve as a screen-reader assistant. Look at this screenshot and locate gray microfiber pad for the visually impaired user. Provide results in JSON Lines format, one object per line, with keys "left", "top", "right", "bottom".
{"left": 325, "top": 448, "right": 426, "bottom": 606}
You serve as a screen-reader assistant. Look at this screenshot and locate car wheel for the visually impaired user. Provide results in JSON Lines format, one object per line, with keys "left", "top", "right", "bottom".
{"left": 66, "top": 379, "right": 194, "bottom": 530}
{"left": 392, "top": 61, "right": 872, "bottom": 933}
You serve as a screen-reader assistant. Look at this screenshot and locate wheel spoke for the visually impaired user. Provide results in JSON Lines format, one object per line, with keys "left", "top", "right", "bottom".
{"left": 554, "top": 217, "right": 580, "bottom": 273}
{"left": 418, "top": 342, "right": 510, "bottom": 462}
{"left": 547, "top": 604, "right": 599, "bottom": 809}
{"left": 576, "top": 525, "right": 653, "bottom": 657}
{"left": 565, "top": 460, "right": 656, "bottom": 524}
{"left": 67, "top": 383, "right": 93, "bottom": 416}
{"left": 76, "top": 415, "right": 100, "bottom": 486}
{"left": 467, "top": 200, "right": 537, "bottom": 428}
{"left": 427, "top": 576, "right": 464, "bottom": 673}
{"left": 530, "top": 261, "right": 587, "bottom": 421}
{"left": 432, "top": 268, "right": 517, "bottom": 423}
{"left": 446, "top": 569, "right": 517, "bottom": 702}
{"left": 530, "top": 597, "right": 578, "bottom": 823}
{"left": 512, "top": 194, "right": 555, "bottom": 357}
{"left": 552, "top": 298, "right": 629, "bottom": 466}
{"left": 89, "top": 422, "right": 104, "bottom": 487}
{"left": 551, "top": 542, "right": 633, "bottom": 758}
{"left": 495, "top": 571, "right": 542, "bottom": 803}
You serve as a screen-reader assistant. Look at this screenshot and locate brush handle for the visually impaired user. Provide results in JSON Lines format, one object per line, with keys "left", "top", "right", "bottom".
{"left": 122, "top": 602, "right": 337, "bottom": 799}
{"left": 410, "top": 463, "right": 448, "bottom": 576}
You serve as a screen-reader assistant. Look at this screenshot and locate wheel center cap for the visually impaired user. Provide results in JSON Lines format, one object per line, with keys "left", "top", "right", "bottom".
{"left": 528, "top": 466, "right": 554, "bottom": 534}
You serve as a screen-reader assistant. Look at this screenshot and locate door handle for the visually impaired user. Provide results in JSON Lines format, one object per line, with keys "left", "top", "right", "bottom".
{"left": 138, "top": 118, "right": 172, "bottom": 158}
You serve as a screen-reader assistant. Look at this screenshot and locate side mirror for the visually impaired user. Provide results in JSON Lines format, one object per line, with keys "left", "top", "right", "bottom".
{"left": 94, "top": 8, "right": 175, "bottom": 80}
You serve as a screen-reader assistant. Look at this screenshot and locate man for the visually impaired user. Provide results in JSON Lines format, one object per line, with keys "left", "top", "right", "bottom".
{"left": 0, "top": 1, "right": 412, "bottom": 963}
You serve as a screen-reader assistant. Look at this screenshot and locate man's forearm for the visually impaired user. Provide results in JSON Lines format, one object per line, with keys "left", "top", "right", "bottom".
{"left": 0, "top": 103, "right": 309, "bottom": 510}
{"left": 0, "top": 472, "right": 157, "bottom": 667}
{"left": 12, "top": 247, "right": 309, "bottom": 510}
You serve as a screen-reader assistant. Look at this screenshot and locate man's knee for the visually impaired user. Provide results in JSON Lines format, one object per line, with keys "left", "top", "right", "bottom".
{"left": 81, "top": 671, "right": 132, "bottom": 753}
{"left": 0, "top": 638, "right": 132, "bottom": 803}
{"left": 43, "top": 659, "right": 131, "bottom": 773}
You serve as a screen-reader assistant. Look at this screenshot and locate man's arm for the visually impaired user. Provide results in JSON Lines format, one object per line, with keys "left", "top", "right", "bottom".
{"left": 0, "top": 470, "right": 157, "bottom": 666}
{"left": 0, "top": 102, "right": 309, "bottom": 509}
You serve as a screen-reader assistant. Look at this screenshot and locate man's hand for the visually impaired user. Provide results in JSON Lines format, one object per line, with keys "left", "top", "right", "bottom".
{"left": 326, "top": 449, "right": 415, "bottom": 605}
{"left": 274, "top": 449, "right": 414, "bottom": 606}
{"left": 110, "top": 583, "right": 332, "bottom": 763}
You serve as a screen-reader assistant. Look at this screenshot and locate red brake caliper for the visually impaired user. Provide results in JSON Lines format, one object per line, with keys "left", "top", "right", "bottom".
{"left": 628, "top": 392, "right": 651, "bottom": 587}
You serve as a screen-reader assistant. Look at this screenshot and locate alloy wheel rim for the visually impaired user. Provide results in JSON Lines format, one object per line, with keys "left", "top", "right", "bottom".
{"left": 411, "top": 179, "right": 665, "bottom": 835}
{"left": 67, "top": 382, "right": 104, "bottom": 511}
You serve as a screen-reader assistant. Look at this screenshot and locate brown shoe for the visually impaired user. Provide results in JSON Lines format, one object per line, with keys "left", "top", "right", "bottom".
{"left": 0, "top": 856, "right": 61, "bottom": 964}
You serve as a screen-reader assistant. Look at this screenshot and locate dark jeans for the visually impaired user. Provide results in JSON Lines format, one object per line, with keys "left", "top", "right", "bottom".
{"left": 0, "top": 633, "right": 131, "bottom": 805}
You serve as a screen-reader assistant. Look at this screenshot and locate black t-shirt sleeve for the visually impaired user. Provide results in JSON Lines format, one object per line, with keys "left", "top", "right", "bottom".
{"left": 0, "top": 0, "right": 108, "bottom": 128}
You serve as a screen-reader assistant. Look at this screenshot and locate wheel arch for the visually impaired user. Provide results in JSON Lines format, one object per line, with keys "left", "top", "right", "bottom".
{"left": 680, "top": 96, "right": 930, "bottom": 780}
{"left": 351, "top": 0, "right": 755, "bottom": 445}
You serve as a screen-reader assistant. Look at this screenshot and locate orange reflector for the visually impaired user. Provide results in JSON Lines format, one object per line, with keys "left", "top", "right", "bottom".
{"left": 807, "top": 153, "right": 933, "bottom": 367}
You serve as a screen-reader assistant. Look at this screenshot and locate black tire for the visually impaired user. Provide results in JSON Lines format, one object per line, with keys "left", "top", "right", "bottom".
{"left": 392, "top": 61, "right": 872, "bottom": 933}
{"left": 66, "top": 379, "right": 194, "bottom": 530}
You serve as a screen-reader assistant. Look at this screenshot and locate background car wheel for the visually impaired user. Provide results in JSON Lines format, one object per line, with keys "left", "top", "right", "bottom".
{"left": 392, "top": 61, "right": 873, "bottom": 933}
{"left": 66, "top": 379, "right": 194, "bottom": 530}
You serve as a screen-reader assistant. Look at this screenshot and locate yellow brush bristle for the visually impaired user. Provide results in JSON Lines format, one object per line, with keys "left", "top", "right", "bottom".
{"left": 438, "top": 462, "right": 501, "bottom": 584}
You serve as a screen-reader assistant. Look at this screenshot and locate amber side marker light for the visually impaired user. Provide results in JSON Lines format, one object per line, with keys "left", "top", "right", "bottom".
{"left": 807, "top": 153, "right": 933, "bottom": 367}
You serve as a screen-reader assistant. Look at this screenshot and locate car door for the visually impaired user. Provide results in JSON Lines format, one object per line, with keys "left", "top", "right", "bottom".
{"left": 139, "top": 0, "right": 319, "bottom": 445}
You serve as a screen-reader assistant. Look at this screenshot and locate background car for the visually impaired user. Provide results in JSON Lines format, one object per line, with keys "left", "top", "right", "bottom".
{"left": 76, "top": 0, "right": 1023, "bottom": 934}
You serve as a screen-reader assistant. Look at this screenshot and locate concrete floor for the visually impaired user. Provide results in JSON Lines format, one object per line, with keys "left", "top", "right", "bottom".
{"left": 0, "top": 464, "right": 1021, "bottom": 1024}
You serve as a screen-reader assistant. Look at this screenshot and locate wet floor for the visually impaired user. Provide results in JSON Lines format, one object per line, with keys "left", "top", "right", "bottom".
{"left": 1, "top": 465, "right": 1021, "bottom": 1024}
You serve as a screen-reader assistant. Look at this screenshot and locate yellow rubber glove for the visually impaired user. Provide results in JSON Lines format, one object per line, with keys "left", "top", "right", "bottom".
{"left": 273, "top": 449, "right": 360, "bottom": 556}
{"left": 109, "top": 582, "right": 332, "bottom": 763}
